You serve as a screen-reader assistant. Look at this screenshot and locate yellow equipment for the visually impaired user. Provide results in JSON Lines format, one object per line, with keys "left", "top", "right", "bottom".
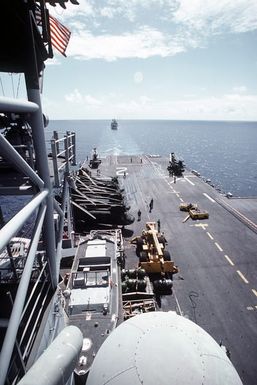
{"left": 179, "top": 202, "right": 209, "bottom": 220}
{"left": 132, "top": 222, "right": 178, "bottom": 276}
{"left": 179, "top": 202, "right": 197, "bottom": 211}
{"left": 189, "top": 208, "right": 209, "bottom": 220}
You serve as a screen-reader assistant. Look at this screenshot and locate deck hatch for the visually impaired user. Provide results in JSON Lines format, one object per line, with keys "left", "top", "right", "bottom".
{"left": 86, "top": 239, "right": 107, "bottom": 257}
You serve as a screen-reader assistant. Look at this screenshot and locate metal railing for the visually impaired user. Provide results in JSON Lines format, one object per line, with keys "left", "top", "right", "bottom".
{"left": 51, "top": 130, "right": 76, "bottom": 187}
{"left": 0, "top": 97, "right": 61, "bottom": 385}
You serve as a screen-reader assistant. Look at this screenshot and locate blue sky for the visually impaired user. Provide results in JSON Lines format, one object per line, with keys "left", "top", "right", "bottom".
{"left": 1, "top": 0, "right": 257, "bottom": 120}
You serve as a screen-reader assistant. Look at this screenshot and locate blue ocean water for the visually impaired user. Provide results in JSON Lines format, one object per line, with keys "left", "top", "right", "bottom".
{"left": 47, "top": 120, "right": 257, "bottom": 198}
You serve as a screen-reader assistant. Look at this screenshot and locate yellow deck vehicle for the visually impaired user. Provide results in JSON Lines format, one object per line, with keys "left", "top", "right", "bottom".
{"left": 179, "top": 202, "right": 209, "bottom": 220}
{"left": 131, "top": 222, "right": 178, "bottom": 292}
{"left": 179, "top": 202, "right": 197, "bottom": 212}
{"left": 189, "top": 208, "right": 209, "bottom": 219}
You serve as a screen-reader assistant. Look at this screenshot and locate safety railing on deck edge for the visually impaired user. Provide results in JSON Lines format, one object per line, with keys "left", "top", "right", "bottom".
{"left": 0, "top": 97, "right": 64, "bottom": 385}
{"left": 51, "top": 130, "right": 76, "bottom": 187}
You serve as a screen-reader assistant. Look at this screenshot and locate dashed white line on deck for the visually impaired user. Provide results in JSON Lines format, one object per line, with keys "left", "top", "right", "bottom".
{"left": 207, "top": 232, "right": 214, "bottom": 240}
{"left": 237, "top": 270, "right": 249, "bottom": 284}
{"left": 203, "top": 193, "right": 215, "bottom": 203}
{"left": 184, "top": 177, "right": 195, "bottom": 186}
{"left": 224, "top": 255, "right": 234, "bottom": 266}
{"left": 215, "top": 242, "right": 223, "bottom": 252}
{"left": 252, "top": 289, "right": 257, "bottom": 297}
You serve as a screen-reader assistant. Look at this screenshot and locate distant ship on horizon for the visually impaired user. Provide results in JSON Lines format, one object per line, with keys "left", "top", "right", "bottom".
{"left": 111, "top": 119, "right": 118, "bottom": 130}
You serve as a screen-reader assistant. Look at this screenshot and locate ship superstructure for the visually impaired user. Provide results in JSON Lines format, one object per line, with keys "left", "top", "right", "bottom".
{"left": 0, "top": 2, "right": 80, "bottom": 384}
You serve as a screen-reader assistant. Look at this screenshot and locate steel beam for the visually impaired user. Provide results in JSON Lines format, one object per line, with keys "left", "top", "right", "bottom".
{"left": 0, "top": 190, "right": 48, "bottom": 252}
{"left": 0, "top": 97, "right": 39, "bottom": 113}
{"left": 0, "top": 203, "right": 47, "bottom": 385}
{"left": 27, "top": 88, "right": 57, "bottom": 287}
{"left": 0, "top": 133, "right": 44, "bottom": 189}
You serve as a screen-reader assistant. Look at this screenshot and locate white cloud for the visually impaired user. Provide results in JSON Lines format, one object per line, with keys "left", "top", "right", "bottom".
{"left": 45, "top": 57, "right": 61, "bottom": 66}
{"left": 67, "top": 26, "right": 184, "bottom": 60}
{"left": 50, "top": 0, "right": 95, "bottom": 20}
{"left": 65, "top": 89, "right": 102, "bottom": 106}
{"left": 134, "top": 72, "right": 144, "bottom": 84}
{"left": 60, "top": 0, "right": 257, "bottom": 61}
{"left": 232, "top": 86, "right": 247, "bottom": 93}
{"left": 173, "top": 0, "right": 257, "bottom": 34}
{"left": 44, "top": 90, "right": 257, "bottom": 120}
{"left": 100, "top": 7, "right": 115, "bottom": 18}
{"left": 113, "top": 93, "right": 257, "bottom": 120}
{"left": 139, "top": 95, "right": 152, "bottom": 105}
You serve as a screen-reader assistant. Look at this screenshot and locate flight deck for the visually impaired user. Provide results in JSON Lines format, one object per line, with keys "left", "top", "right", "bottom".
{"left": 99, "top": 154, "right": 257, "bottom": 385}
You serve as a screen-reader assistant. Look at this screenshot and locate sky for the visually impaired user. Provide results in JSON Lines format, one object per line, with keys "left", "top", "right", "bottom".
{"left": 1, "top": 0, "right": 257, "bottom": 120}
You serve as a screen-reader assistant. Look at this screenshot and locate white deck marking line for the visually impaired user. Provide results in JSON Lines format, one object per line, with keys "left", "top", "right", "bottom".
{"left": 194, "top": 223, "right": 208, "bottom": 229}
{"left": 184, "top": 177, "right": 195, "bottom": 186}
{"left": 207, "top": 232, "right": 214, "bottom": 240}
{"left": 173, "top": 288, "right": 182, "bottom": 316}
{"left": 203, "top": 193, "right": 215, "bottom": 203}
{"left": 237, "top": 270, "right": 249, "bottom": 284}
{"left": 116, "top": 166, "right": 127, "bottom": 176}
{"left": 179, "top": 197, "right": 184, "bottom": 202}
{"left": 215, "top": 242, "right": 223, "bottom": 252}
{"left": 220, "top": 200, "right": 257, "bottom": 232}
{"left": 224, "top": 255, "right": 234, "bottom": 266}
{"left": 176, "top": 193, "right": 180, "bottom": 198}
{"left": 252, "top": 289, "right": 257, "bottom": 297}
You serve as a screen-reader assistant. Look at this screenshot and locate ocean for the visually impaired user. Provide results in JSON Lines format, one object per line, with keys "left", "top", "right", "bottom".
{"left": 47, "top": 119, "right": 257, "bottom": 198}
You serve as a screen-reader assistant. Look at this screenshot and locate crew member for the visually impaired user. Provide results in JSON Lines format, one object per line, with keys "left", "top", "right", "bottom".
{"left": 149, "top": 198, "right": 153, "bottom": 212}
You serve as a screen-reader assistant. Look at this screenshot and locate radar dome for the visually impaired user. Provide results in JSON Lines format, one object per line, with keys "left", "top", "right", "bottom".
{"left": 87, "top": 311, "right": 243, "bottom": 385}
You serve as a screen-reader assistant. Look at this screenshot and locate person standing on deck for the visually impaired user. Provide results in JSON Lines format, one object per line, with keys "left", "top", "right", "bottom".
{"left": 157, "top": 219, "right": 160, "bottom": 233}
{"left": 137, "top": 209, "right": 141, "bottom": 221}
{"left": 149, "top": 198, "right": 153, "bottom": 213}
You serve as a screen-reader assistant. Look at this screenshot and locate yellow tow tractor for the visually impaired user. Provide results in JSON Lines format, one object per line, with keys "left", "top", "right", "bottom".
{"left": 130, "top": 222, "right": 178, "bottom": 292}
{"left": 189, "top": 207, "right": 209, "bottom": 219}
{"left": 179, "top": 202, "right": 197, "bottom": 212}
{"left": 179, "top": 202, "right": 209, "bottom": 220}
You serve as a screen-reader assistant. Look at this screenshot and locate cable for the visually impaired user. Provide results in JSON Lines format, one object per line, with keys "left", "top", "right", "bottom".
{"left": 188, "top": 290, "right": 199, "bottom": 324}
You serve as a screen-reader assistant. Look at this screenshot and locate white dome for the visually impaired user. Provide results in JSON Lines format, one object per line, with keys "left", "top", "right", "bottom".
{"left": 87, "top": 311, "right": 243, "bottom": 385}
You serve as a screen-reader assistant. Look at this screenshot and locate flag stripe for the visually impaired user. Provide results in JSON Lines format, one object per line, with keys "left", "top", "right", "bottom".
{"left": 35, "top": 8, "right": 71, "bottom": 56}
{"left": 49, "top": 15, "right": 71, "bottom": 56}
{"left": 50, "top": 16, "right": 71, "bottom": 39}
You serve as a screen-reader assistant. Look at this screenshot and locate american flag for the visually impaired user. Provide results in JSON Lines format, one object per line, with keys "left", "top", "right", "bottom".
{"left": 35, "top": 8, "right": 71, "bottom": 57}
{"left": 49, "top": 14, "right": 71, "bottom": 57}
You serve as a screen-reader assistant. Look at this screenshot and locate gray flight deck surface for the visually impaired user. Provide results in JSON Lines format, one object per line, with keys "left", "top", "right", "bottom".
{"left": 99, "top": 154, "right": 257, "bottom": 385}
